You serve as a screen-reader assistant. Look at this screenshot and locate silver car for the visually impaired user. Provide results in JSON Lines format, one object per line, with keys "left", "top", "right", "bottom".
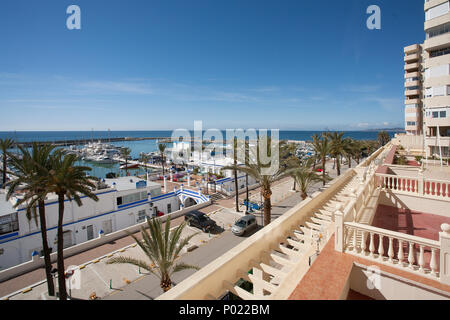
{"left": 231, "top": 215, "right": 258, "bottom": 236}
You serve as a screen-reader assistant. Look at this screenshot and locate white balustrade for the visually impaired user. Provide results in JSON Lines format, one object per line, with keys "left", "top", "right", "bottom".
{"left": 344, "top": 222, "right": 441, "bottom": 279}
{"left": 376, "top": 173, "right": 450, "bottom": 200}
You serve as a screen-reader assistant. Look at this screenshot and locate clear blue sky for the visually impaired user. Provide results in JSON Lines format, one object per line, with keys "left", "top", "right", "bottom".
{"left": 0, "top": 0, "right": 425, "bottom": 131}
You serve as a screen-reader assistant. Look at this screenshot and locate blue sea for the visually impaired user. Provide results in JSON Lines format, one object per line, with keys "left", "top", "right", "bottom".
{"left": 0, "top": 130, "right": 401, "bottom": 178}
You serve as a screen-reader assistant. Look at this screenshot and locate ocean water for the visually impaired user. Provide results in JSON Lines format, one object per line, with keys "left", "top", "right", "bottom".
{"left": 0, "top": 130, "right": 401, "bottom": 178}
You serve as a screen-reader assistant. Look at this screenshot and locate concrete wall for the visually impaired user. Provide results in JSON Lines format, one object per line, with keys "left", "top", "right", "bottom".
{"left": 349, "top": 263, "right": 450, "bottom": 300}
{"left": 379, "top": 190, "right": 450, "bottom": 217}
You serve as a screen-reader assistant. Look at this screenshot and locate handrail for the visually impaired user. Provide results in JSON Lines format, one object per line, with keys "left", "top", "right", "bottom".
{"left": 344, "top": 221, "right": 440, "bottom": 249}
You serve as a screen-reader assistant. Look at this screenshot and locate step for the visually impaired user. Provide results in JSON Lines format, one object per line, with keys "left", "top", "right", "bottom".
{"left": 305, "top": 221, "right": 322, "bottom": 231}
{"left": 311, "top": 217, "right": 331, "bottom": 226}
{"left": 285, "top": 238, "right": 308, "bottom": 251}
{"left": 314, "top": 213, "right": 332, "bottom": 221}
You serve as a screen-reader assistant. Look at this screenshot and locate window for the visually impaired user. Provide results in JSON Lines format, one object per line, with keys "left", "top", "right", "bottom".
{"left": 137, "top": 210, "right": 147, "bottom": 223}
{"left": 406, "top": 121, "right": 416, "bottom": 126}
{"left": 425, "top": 1, "right": 450, "bottom": 21}
{"left": 430, "top": 46, "right": 450, "bottom": 58}
{"left": 440, "top": 111, "right": 447, "bottom": 118}
{"left": 406, "top": 86, "right": 419, "bottom": 91}
{"left": 117, "top": 191, "right": 147, "bottom": 206}
{"left": 426, "top": 22, "right": 450, "bottom": 39}
{"left": 167, "top": 203, "right": 172, "bottom": 213}
{"left": 432, "top": 111, "right": 439, "bottom": 118}
{"left": 0, "top": 213, "right": 19, "bottom": 236}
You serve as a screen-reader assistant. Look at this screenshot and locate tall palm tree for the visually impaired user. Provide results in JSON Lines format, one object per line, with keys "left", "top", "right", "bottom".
{"left": 312, "top": 133, "right": 330, "bottom": 186}
{"left": 158, "top": 143, "right": 167, "bottom": 176}
{"left": 139, "top": 153, "right": 150, "bottom": 176}
{"left": 343, "top": 138, "right": 355, "bottom": 169}
{"left": 0, "top": 138, "right": 14, "bottom": 188}
{"left": 377, "top": 131, "right": 391, "bottom": 147}
{"left": 6, "top": 143, "right": 56, "bottom": 296}
{"left": 46, "top": 151, "right": 99, "bottom": 300}
{"left": 290, "top": 158, "right": 327, "bottom": 200}
{"left": 224, "top": 138, "right": 288, "bottom": 226}
{"left": 107, "top": 216, "right": 199, "bottom": 292}
{"left": 328, "top": 132, "right": 345, "bottom": 176}
{"left": 121, "top": 147, "right": 132, "bottom": 176}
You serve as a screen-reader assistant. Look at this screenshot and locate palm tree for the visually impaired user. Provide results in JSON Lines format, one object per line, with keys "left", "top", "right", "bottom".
{"left": 6, "top": 143, "right": 56, "bottom": 296}
{"left": 0, "top": 138, "right": 14, "bottom": 188}
{"left": 139, "top": 153, "right": 150, "bottom": 177}
{"left": 290, "top": 158, "right": 327, "bottom": 200}
{"left": 343, "top": 138, "right": 355, "bottom": 169}
{"left": 121, "top": 147, "right": 132, "bottom": 176}
{"left": 107, "top": 216, "right": 199, "bottom": 292}
{"left": 158, "top": 143, "right": 167, "bottom": 176}
{"left": 46, "top": 151, "right": 99, "bottom": 300}
{"left": 312, "top": 133, "right": 330, "bottom": 186}
{"left": 328, "top": 132, "right": 345, "bottom": 176}
{"left": 224, "top": 138, "right": 288, "bottom": 226}
{"left": 377, "top": 131, "right": 391, "bottom": 147}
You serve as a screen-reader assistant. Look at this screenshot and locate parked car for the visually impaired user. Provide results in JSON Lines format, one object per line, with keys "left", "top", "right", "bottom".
{"left": 231, "top": 215, "right": 258, "bottom": 236}
{"left": 184, "top": 211, "right": 216, "bottom": 232}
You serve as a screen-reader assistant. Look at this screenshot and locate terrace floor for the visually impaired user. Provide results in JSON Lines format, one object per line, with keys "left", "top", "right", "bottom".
{"left": 372, "top": 204, "right": 449, "bottom": 241}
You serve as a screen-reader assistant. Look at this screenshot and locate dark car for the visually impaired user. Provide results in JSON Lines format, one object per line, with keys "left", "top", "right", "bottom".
{"left": 184, "top": 211, "right": 216, "bottom": 232}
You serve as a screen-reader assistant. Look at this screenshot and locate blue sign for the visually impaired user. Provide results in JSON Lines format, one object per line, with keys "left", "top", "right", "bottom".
{"left": 136, "top": 181, "right": 147, "bottom": 189}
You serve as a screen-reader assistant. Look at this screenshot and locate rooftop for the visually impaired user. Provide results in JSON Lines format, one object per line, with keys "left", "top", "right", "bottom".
{"left": 104, "top": 176, "right": 160, "bottom": 192}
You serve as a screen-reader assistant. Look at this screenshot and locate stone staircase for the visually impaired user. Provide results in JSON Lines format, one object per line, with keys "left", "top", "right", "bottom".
{"left": 209, "top": 192, "right": 226, "bottom": 202}
{"left": 226, "top": 171, "right": 365, "bottom": 299}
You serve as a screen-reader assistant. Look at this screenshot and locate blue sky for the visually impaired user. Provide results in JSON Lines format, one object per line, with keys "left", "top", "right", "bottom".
{"left": 0, "top": 0, "right": 425, "bottom": 131}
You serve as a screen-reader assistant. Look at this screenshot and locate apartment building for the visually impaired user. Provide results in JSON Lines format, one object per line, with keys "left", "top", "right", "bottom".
{"left": 404, "top": 0, "right": 450, "bottom": 158}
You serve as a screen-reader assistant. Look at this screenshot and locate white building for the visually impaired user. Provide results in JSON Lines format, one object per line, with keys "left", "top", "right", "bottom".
{"left": 0, "top": 176, "right": 208, "bottom": 271}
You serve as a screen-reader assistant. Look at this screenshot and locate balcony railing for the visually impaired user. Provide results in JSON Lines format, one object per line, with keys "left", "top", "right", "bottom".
{"left": 376, "top": 173, "right": 450, "bottom": 199}
{"left": 334, "top": 172, "right": 450, "bottom": 285}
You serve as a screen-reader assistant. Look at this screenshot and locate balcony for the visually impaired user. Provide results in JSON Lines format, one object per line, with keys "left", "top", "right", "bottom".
{"left": 405, "top": 62, "right": 420, "bottom": 72}
{"left": 405, "top": 89, "right": 421, "bottom": 96}
{"left": 425, "top": 34, "right": 450, "bottom": 52}
{"left": 404, "top": 53, "right": 420, "bottom": 63}
{"left": 426, "top": 12, "right": 450, "bottom": 31}
{"left": 405, "top": 71, "right": 420, "bottom": 79}
{"left": 404, "top": 44, "right": 420, "bottom": 54}
{"left": 405, "top": 98, "right": 421, "bottom": 105}
{"left": 405, "top": 80, "right": 421, "bottom": 88}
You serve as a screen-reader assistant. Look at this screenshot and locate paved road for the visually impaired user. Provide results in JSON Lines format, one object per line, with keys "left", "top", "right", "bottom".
{"left": 102, "top": 230, "right": 250, "bottom": 300}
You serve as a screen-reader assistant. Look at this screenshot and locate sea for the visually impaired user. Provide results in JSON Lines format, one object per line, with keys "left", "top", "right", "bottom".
{"left": 0, "top": 130, "right": 402, "bottom": 179}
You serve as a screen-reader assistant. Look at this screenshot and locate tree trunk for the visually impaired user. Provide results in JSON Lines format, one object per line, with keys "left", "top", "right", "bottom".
{"left": 245, "top": 174, "right": 249, "bottom": 212}
{"left": 348, "top": 155, "right": 352, "bottom": 168}
{"left": 322, "top": 158, "right": 326, "bottom": 186}
{"left": 57, "top": 194, "right": 67, "bottom": 300}
{"left": 293, "top": 180, "right": 296, "bottom": 191}
{"left": 2, "top": 155, "right": 6, "bottom": 188}
{"left": 301, "top": 192, "right": 308, "bottom": 200}
{"left": 337, "top": 155, "right": 341, "bottom": 176}
{"left": 234, "top": 166, "right": 239, "bottom": 213}
{"left": 161, "top": 274, "right": 172, "bottom": 292}
{"left": 38, "top": 200, "right": 55, "bottom": 296}
{"left": 262, "top": 187, "right": 272, "bottom": 226}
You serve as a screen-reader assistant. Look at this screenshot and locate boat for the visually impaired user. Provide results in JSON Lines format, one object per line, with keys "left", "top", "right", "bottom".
{"left": 120, "top": 163, "right": 139, "bottom": 170}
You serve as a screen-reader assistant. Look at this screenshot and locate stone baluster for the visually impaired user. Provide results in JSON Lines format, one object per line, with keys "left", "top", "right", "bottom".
{"left": 353, "top": 228, "right": 358, "bottom": 253}
{"left": 361, "top": 231, "right": 366, "bottom": 255}
{"left": 398, "top": 240, "right": 404, "bottom": 266}
{"left": 369, "top": 233, "right": 375, "bottom": 258}
{"left": 388, "top": 237, "right": 394, "bottom": 263}
{"left": 430, "top": 248, "right": 438, "bottom": 277}
{"left": 408, "top": 242, "right": 415, "bottom": 269}
{"left": 378, "top": 235, "right": 384, "bottom": 261}
{"left": 418, "top": 245, "right": 425, "bottom": 273}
